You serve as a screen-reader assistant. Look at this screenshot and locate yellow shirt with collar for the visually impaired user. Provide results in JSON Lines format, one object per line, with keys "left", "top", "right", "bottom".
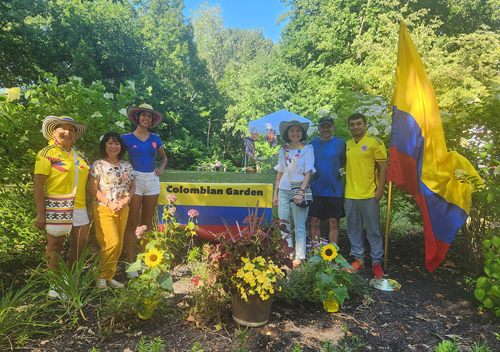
{"left": 345, "top": 133, "right": 387, "bottom": 199}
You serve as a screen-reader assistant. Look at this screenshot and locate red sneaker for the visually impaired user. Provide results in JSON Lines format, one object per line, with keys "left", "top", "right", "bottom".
{"left": 372, "top": 263, "right": 384, "bottom": 278}
{"left": 347, "top": 259, "right": 365, "bottom": 273}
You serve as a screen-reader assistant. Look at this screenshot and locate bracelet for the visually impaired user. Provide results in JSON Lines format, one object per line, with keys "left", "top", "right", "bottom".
{"left": 300, "top": 188, "right": 305, "bottom": 192}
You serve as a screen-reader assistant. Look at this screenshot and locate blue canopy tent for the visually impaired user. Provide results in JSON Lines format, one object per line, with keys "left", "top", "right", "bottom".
{"left": 248, "top": 109, "right": 313, "bottom": 135}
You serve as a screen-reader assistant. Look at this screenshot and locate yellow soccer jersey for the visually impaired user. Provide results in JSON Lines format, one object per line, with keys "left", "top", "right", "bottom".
{"left": 345, "top": 133, "right": 387, "bottom": 199}
{"left": 34, "top": 144, "right": 90, "bottom": 209}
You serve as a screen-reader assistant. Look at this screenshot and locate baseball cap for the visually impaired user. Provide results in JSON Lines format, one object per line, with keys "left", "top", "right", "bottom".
{"left": 318, "top": 116, "right": 334, "bottom": 127}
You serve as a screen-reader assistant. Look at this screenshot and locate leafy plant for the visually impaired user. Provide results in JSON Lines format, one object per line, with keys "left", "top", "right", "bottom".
{"left": 276, "top": 260, "right": 321, "bottom": 303}
{"left": 467, "top": 338, "right": 492, "bottom": 352}
{"left": 45, "top": 245, "right": 103, "bottom": 321}
{"left": 435, "top": 336, "right": 460, "bottom": 352}
{"left": 135, "top": 336, "right": 165, "bottom": 352}
{"left": 98, "top": 287, "right": 140, "bottom": 331}
{"left": 0, "top": 275, "right": 56, "bottom": 349}
{"left": 191, "top": 341, "right": 204, "bottom": 352}
{"left": 291, "top": 342, "right": 303, "bottom": 352}
{"left": 327, "top": 328, "right": 366, "bottom": 352}
{"left": 309, "top": 243, "right": 352, "bottom": 306}
{"left": 0, "top": 185, "right": 45, "bottom": 266}
{"left": 472, "top": 228, "right": 500, "bottom": 317}
{"left": 234, "top": 326, "right": 251, "bottom": 352}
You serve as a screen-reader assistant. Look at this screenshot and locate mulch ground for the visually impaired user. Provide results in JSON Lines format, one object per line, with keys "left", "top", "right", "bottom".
{"left": 18, "top": 232, "right": 500, "bottom": 351}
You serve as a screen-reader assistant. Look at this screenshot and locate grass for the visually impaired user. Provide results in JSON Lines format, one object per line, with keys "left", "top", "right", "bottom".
{"left": 160, "top": 170, "right": 276, "bottom": 184}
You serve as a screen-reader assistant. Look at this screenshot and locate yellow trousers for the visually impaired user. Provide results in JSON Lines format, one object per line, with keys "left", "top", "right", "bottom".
{"left": 93, "top": 205, "right": 129, "bottom": 281}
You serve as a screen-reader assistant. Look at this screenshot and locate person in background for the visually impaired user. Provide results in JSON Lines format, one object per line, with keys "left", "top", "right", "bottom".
{"left": 89, "top": 132, "right": 135, "bottom": 290}
{"left": 309, "top": 116, "right": 346, "bottom": 249}
{"left": 344, "top": 113, "right": 387, "bottom": 278}
{"left": 34, "top": 116, "right": 90, "bottom": 299}
{"left": 122, "top": 104, "right": 167, "bottom": 278}
{"left": 273, "top": 119, "right": 315, "bottom": 268}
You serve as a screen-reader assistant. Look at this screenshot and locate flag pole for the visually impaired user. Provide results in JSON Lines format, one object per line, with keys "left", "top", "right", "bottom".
{"left": 384, "top": 181, "right": 393, "bottom": 271}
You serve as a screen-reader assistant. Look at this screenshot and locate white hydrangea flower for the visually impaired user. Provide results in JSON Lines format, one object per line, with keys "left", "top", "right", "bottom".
{"left": 99, "top": 135, "right": 104, "bottom": 141}
{"left": 339, "top": 167, "right": 346, "bottom": 176}
{"left": 103, "top": 92, "right": 114, "bottom": 100}
{"left": 71, "top": 76, "right": 82, "bottom": 84}
{"left": 119, "top": 108, "right": 127, "bottom": 116}
{"left": 384, "top": 126, "right": 391, "bottom": 135}
{"left": 494, "top": 166, "right": 500, "bottom": 176}
{"left": 92, "top": 112, "right": 103, "bottom": 118}
{"left": 126, "top": 80, "right": 135, "bottom": 90}
{"left": 454, "top": 169, "right": 467, "bottom": 178}
{"left": 91, "top": 80, "right": 101, "bottom": 86}
{"left": 367, "top": 126, "right": 379, "bottom": 136}
{"left": 115, "top": 121, "right": 125, "bottom": 128}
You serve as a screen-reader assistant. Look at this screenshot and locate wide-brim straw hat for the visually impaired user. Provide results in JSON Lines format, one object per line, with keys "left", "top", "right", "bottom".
{"left": 42, "top": 116, "right": 87, "bottom": 141}
{"left": 279, "top": 119, "right": 309, "bottom": 143}
{"left": 127, "top": 104, "right": 164, "bottom": 129}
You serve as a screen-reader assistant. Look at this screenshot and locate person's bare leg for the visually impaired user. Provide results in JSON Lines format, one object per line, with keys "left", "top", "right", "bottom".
{"left": 310, "top": 217, "right": 321, "bottom": 253}
{"left": 46, "top": 234, "right": 66, "bottom": 271}
{"left": 328, "top": 218, "right": 340, "bottom": 244}
{"left": 69, "top": 223, "right": 89, "bottom": 270}
{"left": 124, "top": 195, "right": 143, "bottom": 263}
{"left": 139, "top": 194, "right": 159, "bottom": 252}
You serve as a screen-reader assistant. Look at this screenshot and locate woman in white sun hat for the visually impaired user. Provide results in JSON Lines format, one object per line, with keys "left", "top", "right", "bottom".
{"left": 273, "top": 119, "right": 315, "bottom": 268}
{"left": 122, "top": 104, "right": 167, "bottom": 277}
{"left": 34, "top": 115, "right": 90, "bottom": 299}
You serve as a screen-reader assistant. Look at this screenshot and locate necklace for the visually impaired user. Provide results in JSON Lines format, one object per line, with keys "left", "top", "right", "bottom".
{"left": 284, "top": 142, "right": 306, "bottom": 164}
{"left": 105, "top": 158, "right": 120, "bottom": 166}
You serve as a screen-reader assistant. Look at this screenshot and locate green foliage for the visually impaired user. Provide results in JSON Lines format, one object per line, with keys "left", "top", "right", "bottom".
{"left": 46, "top": 245, "right": 104, "bottom": 321}
{"left": 191, "top": 342, "right": 204, "bottom": 352}
{"left": 0, "top": 275, "right": 56, "bottom": 349}
{"left": 276, "top": 260, "right": 321, "bottom": 303}
{"left": 291, "top": 342, "right": 303, "bottom": 352}
{"left": 320, "top": 328, "right": 366, "bottom": 352}
{"left": 0, "top": 185, "right": 45, "bottom": 265}
{"left": 435, "top": 336, "right": 460, "bottom": 352}
{"left": 98, "top": 287, "right": 140, "bottom": 328}
{"left": 135, "top": 336, "right": 165, "bottom": 352}
{"left": 188, "top": 256, "right": 230, "bottom": 325}
{"left": 234, "top": 326, "right": 251, "bottom": 352}
{"left": 467, "top": 338, "right": 493, "bottom": 352}
{"left": 472, "top": 228, "right": 500, "bottom": 317}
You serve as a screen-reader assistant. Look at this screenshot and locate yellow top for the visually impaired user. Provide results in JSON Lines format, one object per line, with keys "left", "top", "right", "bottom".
{"left": 34, "top": 144, "right": 90, "bottom": 209}
{"left": 345, "top": 133, "right": 387, "bottom": 199}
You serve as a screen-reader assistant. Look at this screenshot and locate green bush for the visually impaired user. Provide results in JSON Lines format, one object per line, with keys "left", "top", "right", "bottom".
{"left": 0, "top": 185, "right": 45, "bottom": 266}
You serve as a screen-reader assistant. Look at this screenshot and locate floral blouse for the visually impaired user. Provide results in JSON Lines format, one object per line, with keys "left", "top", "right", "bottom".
{"left": 274, "top": 144, "right": 316, "bottom": 191}
{"left": 90, "top": 159, "right": 135, "bottom": 206}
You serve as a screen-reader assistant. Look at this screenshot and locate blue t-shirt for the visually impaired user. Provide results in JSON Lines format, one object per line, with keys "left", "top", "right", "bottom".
{"left": 122, "top": 133, "right": 163, "bottom": 173}
{"left": 309, "top": 137, "right": 346, "bottom": 197}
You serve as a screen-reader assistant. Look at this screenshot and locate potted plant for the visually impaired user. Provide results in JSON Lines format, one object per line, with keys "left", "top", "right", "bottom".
{"left": 309, "top": 241, "right": 352, "bottom": 312}
{"left": 207, "top": 204, "right": 293, "bottom": 327}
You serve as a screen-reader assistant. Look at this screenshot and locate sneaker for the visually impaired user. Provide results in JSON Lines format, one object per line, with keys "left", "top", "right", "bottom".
{"left": 48, "top": 287, "right": 67, "bottom": 300}
{"left": 125, "top": 264, "right": 140, "bottom": 278}
{"left": 96, "top": 278, "right": 108, "bottom": 291}
{"left": 107, "top": 279, "right": 124, "bottom": 289}
{"left": 292, "top": 259, "right": 302, "bottom": 268}
{"left": 347, "top": 259, "right": 365, "bottom": 273}
{"left": 372, "top": 263, "right": 384, "bottom": 279}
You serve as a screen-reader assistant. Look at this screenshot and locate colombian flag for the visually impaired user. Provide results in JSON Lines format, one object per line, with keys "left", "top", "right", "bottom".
{"left": 388, "top": 22, "right": 481, "bottom": 272}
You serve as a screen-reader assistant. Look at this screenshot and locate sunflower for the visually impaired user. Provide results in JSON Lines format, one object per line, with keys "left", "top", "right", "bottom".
{"left": 145, "top": 248, "right": 163, "bottom": 268}
{"left": 321, "top": 244, "right": 338, "bottom": 262}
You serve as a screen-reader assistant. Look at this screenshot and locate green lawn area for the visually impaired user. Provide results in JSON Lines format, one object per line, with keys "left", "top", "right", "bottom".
{"left": 160, "top": 170, "right": 277, "bottom": 184}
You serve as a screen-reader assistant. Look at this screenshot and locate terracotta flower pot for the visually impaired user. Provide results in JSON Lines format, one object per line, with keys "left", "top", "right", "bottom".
{"left": 231, "top": 293, "right": 273, "bottom": 327}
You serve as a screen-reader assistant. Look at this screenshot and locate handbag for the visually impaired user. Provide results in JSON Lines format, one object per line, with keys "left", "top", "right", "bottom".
{"left": 284, "top": 148, "right": 313, "bottom": 208}
{"left": 289, "top": 181, "right": 313, "bottom": 208}
{"left": 45, "top": 149, "right": 79, "bottom": 236}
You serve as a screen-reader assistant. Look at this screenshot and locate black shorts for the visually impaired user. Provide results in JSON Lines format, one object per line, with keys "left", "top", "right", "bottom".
{"left": 309, "top": 196, "right": 345, "bottom": 219}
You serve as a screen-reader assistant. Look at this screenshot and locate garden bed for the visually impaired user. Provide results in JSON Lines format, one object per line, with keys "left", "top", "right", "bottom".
{"left": 11, "top": 232, "right": 500, "bottom": 351}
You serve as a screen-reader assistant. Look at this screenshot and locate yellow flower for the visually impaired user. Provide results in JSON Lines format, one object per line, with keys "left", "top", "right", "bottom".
{"left": 144, "top": 248, "right": 163, "bottom": 268}
{"left": 321, "top": 244, "right": 338, "bottom": 262}
{"left": 241, "top": 257, "right": 249, "bottom": 263}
